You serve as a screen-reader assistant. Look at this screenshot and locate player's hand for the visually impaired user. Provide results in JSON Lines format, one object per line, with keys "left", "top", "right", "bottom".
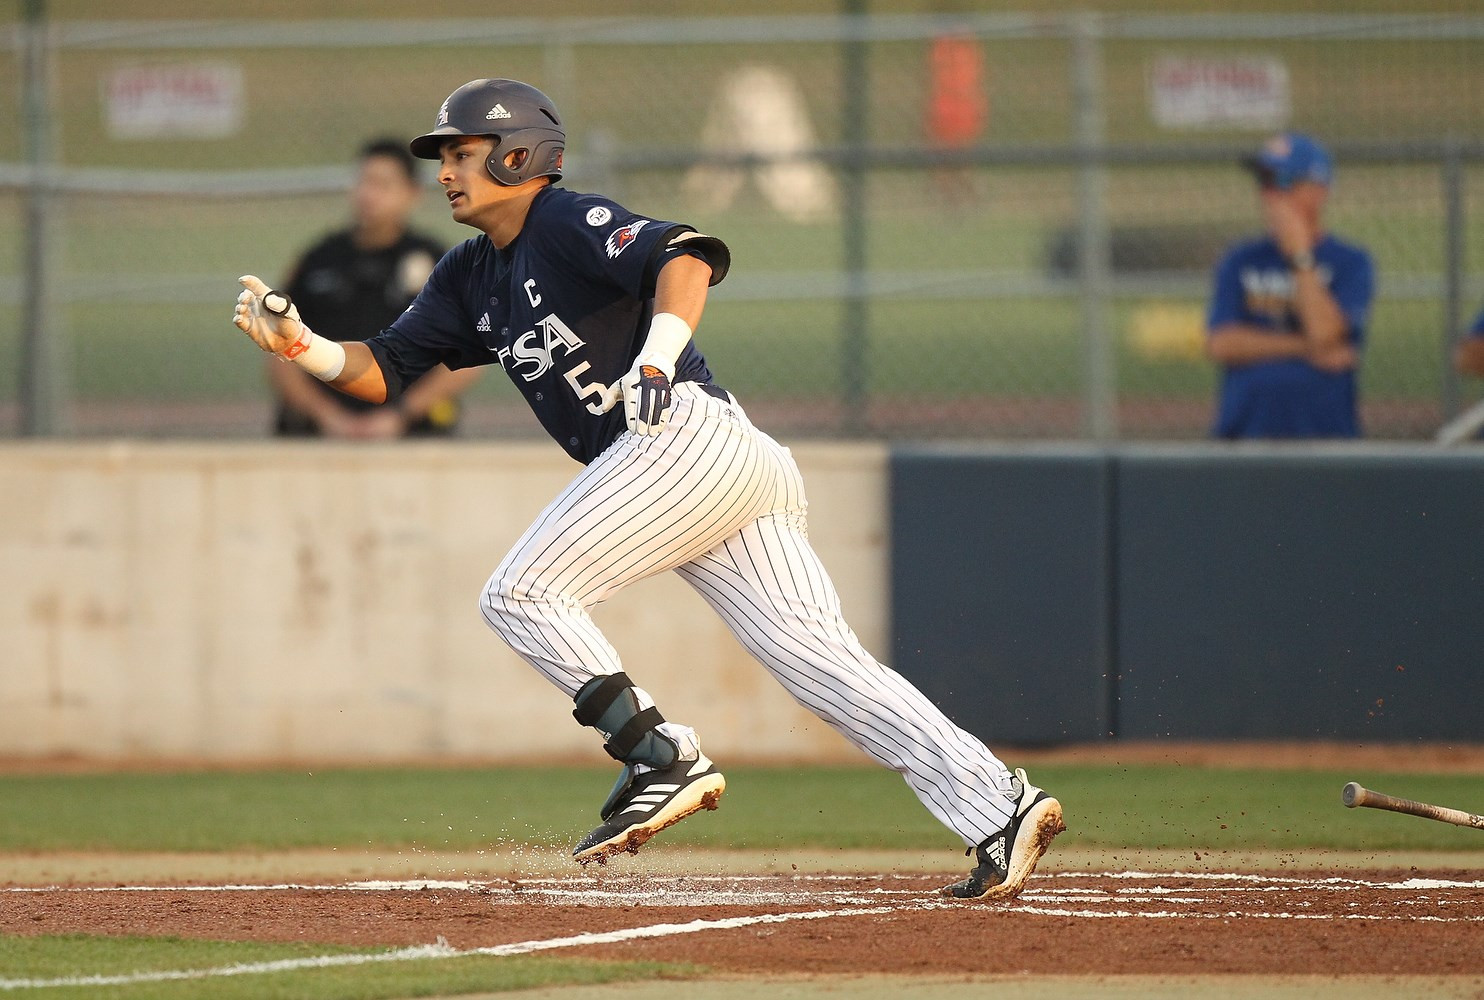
{"left": 353, "top": 409, "right": 410, "bottom": 440}
{"left": 233, "top": 275, "right": 305, "bottom": 355}
{"left": 1307, "top": 340, "right": 1358, "bottom": 373}
{"left": 621, "top": 355, "right": 674, "bottom": 436}
{"left": 1260, "top": 191, "right": 1314, "bottom": 261}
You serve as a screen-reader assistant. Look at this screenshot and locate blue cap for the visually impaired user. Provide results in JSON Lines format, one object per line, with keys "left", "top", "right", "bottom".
{"left": 1242, "top": 132, "right": 1333, "bottom": 189}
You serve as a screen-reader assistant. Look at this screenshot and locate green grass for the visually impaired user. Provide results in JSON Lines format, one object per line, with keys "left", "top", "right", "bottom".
{"left": 2, "top": 764, "right": 1481, "bottom": 855}
{"left": 0, "top": 935, "right": 366, "bottom": 980}
{"left": 39, "top": 287, "right": 1459, "bottom": 428}
{"left": 6, "top": 165, "right": 1475, "bottom": 433}
{"left": 0, "top": 935, "right": 688, "bottom": 999}
{"left": 1, "top": 7, "right": 1480, "bottom": 438}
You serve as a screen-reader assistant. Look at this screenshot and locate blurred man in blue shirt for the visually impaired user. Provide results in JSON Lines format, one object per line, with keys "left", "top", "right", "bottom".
{"left": 1205, "top": 133, "right": 1375, "bottom": 438}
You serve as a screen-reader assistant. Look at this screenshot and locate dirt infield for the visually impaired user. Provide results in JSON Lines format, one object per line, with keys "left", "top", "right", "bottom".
{"left": 7, "top": 868, "right": 1484, "bottom": 979}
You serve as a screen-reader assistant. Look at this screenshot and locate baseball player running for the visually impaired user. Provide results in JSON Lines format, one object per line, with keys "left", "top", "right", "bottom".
{"left": 230, "top": 79, "right": 1062, "bottom": 899}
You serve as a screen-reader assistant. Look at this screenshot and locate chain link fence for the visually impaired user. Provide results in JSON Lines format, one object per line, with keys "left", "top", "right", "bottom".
{"left": 2, "top": 9, "right": 1482, "bottom": 440}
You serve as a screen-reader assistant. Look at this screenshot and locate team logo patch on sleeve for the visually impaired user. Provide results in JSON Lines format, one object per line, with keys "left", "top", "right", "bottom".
{"left": 604, "top": 219, "right": 651, "bottom": 259}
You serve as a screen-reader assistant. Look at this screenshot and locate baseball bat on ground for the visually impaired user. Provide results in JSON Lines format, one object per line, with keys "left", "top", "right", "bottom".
{"left": 1342, "top": 781, "right": 1484, "bottom": 830}
{"left": 1435, "top": 397, "right": 1484, "bottom": 446}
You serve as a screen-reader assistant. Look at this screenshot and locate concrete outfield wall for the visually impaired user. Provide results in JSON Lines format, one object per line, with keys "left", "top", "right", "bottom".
{"left": 0, "top": 442, "right": 889, "bottom": 764}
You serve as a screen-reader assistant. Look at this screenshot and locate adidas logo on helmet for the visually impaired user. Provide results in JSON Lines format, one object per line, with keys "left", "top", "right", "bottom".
{"left": 410, "top": 79, "right": 565, "bottom": 187}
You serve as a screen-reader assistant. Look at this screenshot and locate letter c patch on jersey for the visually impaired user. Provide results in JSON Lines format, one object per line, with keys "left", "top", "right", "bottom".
{"left": 605, "top": 219, "right": 651, "bottom": 259}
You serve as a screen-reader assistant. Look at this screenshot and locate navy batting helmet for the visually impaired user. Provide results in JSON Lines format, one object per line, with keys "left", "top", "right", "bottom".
{"left": 410, "top": 79, "right": 564, "bottom": 186}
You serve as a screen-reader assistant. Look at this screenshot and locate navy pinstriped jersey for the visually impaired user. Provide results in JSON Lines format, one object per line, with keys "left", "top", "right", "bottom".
{"left": 365, "top": 185, "right": 730, "bottom": 463}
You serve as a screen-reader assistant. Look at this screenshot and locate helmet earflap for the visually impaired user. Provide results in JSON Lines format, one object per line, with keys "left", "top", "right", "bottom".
{"left": 483, "top": 134, "right": 564, "bottom": 186}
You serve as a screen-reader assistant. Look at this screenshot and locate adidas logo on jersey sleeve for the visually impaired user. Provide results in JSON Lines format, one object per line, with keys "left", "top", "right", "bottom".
{"left": 476, "top": 312, "right": 492, "bottom": 332}
{"left": 486, "top": 104, "right": 512, "bottom": 120}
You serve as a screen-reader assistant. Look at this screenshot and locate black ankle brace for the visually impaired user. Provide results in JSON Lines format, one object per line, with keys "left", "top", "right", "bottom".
{"left": 572, "top": 672, "right": 678, "bottom": 768}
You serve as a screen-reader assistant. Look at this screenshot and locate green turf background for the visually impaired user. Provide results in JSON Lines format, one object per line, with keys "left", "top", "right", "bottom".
{"left": 2, "top": 3, "right": 1481, "bottom": 438}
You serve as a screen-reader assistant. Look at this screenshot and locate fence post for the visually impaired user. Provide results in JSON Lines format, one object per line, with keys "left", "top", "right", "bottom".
{"left": 1071, "top": 12, "right": 1115, "bottom": 441}
{"left": 840, "top": 0, "right": 870, "bottom": 433}
{"left": 542, "top": 39, "right": 577, "bottom": 142}
{"left": 1440, "top": 137, "right": 1465, "bottom": 421}
{"left": 18, "top": 0, "right": 60, "bottom": 436}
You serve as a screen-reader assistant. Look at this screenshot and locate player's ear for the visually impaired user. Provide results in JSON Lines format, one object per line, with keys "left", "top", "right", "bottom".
{"left": 504, "top": 148, "right": 530, "bottom": 172}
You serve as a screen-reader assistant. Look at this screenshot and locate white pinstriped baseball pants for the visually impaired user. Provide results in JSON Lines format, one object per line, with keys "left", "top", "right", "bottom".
{"left": 479, "top": 381, "right": 1017, "bottom": 845}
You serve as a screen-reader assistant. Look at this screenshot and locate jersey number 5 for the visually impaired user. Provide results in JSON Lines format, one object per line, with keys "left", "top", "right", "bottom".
{"left": 564, "top": 361, "right": 615, "bottom": 415}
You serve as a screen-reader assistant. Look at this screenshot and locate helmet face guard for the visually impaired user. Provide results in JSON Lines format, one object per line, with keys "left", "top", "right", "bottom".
{"left": 410, "top": 79, "right": 565, "bottom": 186}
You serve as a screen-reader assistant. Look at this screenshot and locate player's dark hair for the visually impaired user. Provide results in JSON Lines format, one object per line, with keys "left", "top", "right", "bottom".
{"left": 359, "top": 138, "right": 420, "bottom": 184}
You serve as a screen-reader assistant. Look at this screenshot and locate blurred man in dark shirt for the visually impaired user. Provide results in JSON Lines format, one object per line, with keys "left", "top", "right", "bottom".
{"left": 269, "top": 139, "right": 478, "bottom": 438}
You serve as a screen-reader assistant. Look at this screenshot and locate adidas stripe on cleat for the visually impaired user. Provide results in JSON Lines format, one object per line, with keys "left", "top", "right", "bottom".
{"left": 942, "top": 767, "right": 1064, "bottom": 901}
{"left": 572, "top": 753, "right": 725, "bottom": 864}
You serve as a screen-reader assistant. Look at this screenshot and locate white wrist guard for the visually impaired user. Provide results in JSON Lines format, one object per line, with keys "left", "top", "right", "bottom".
{"left": 279, "top": 326, "right": 347, "bottom": 382}
{"left": 636, "top": 312, "right": 692, "bottom": 378}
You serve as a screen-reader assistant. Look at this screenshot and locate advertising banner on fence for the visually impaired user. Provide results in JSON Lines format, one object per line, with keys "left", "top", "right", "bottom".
{"left": 103, "top": 63, "right": 245, "bottom": 140}
{"left": 1149, "top": 55, "right": 1290, "bottom": 130}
